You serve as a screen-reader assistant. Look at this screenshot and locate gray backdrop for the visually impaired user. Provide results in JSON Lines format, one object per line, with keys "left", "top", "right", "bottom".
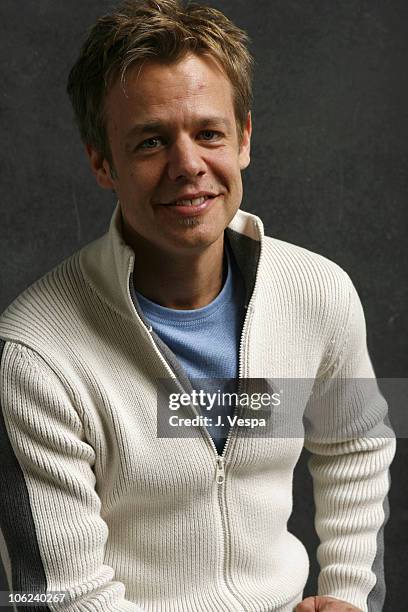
{"left": 0, "top": 0, "right": 407, "bottom": 609}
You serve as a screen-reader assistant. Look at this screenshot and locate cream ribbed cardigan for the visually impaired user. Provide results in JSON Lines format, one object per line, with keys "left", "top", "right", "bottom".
{"left": 0, "top": 205, "right": 395, "bottom": 612}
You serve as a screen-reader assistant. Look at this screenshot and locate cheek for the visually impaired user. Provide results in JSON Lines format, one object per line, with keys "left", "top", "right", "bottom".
{"left": 212, "top": 149, "right": 242, "bottom": 179}
{"left": 221, "top": 160, "right": 243, "bottom": 195}
{"left": 123, "top": 165, "right": 159, "bottom": 197}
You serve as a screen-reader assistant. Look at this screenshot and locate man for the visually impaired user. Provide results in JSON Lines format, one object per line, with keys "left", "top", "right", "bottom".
{"left": 0, "top": 1, "right": 395, "bottom": 611}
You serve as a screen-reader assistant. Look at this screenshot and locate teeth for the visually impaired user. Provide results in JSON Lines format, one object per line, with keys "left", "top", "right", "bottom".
{"left": 175, "top": 196, "right": 207, "bottom": 207}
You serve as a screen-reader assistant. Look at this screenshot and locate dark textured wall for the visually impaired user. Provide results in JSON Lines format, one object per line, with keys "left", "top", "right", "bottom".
{"left": 0, "top": 1, "right": 406, "bottom": 609}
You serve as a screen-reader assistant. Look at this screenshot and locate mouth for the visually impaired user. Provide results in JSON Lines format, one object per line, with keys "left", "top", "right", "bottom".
{"left": 158, "top": 193, "right": 219, "bottom": 217}
{"left": 162, "top": 194, "right": 217, "bottom": 207}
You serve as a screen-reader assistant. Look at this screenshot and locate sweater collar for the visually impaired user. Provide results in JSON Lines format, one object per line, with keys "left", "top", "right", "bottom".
{"left": 80, "top": 202, "right": 264, "bottom": 324}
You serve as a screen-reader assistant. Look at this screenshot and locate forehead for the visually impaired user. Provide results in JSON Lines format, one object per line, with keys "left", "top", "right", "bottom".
{"left": 104, "top": 53, "right": 236, "bottom": 130}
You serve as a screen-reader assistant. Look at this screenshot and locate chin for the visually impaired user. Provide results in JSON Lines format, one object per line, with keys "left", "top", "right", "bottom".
{"left": 162, "top": 223, "right": 224, "bottom": 252}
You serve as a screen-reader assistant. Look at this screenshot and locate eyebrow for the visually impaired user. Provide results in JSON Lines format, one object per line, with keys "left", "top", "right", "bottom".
{"left": 125, "top": 116, "right": 233, "bottom": 140}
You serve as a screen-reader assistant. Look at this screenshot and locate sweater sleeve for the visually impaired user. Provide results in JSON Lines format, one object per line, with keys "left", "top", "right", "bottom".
{"left": 0, "top": 340, "right": 144, "bottom": 612}
{"left": 303, "top": 275, "right": 396, "bottom": 612}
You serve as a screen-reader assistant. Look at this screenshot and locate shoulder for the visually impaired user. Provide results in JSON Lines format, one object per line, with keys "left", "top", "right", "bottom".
{"left": 258, "top": 235, "right": 363, "bottom": 372}
{"left": 261, "top": 234, "right": 354, "bottom": 306}
{"left": 257, "top": 234, "right": 372, "bottom": 379}
{"left": 0, "top": 240, "right": 99, "bottom": 351}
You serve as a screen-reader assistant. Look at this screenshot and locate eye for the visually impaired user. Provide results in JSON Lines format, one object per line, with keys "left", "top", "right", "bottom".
{"left": 198, "top": 130, "right": 221, "bottom": 141}
{"left": 138, "top": 137, "right": 163, "bottom": 150}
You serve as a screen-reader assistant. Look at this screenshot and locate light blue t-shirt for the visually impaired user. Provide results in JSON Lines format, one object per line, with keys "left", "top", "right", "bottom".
{"left": 135, "top": 242, "right": 246, "bottom": 453}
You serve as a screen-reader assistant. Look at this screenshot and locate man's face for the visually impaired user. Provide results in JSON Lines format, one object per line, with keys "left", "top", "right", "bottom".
{"left": 88, "top": 53, "right": 251, "bottom": 255}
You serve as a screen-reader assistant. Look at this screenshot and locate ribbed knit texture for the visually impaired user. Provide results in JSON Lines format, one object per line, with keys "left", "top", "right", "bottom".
{"left": 0, "top": 204, "right": 395, "bottom": 612}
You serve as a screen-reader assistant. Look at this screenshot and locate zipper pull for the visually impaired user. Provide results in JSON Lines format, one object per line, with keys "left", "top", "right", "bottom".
{"left": 215, "top": 456, "right": 225, "bottom": 484}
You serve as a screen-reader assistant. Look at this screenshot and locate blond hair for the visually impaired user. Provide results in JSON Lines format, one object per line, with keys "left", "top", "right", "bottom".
{"left": 67, "top": 0, "right": 253, "bottom": 163}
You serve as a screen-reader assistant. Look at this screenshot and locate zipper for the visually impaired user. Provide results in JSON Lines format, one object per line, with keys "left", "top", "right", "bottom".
{"left": 127, "top": 230, "right": 263, "bottom": 608}
{"left": 218, "top": 232, "right": 264, "bottom": 464}
{"left": 209, "top": 301, "right": 256, "bottom": 610}
{"left": 213, "top": 227, "right": 264, "bottom": 609}
{"left": 215, "top": 456, "right": 226, "bottom": 484}
{"left": 206, "top": 266, "right": 260, "bottom": 479}
{"left": 128, "top": 322, "right": 244, "bottom": 607}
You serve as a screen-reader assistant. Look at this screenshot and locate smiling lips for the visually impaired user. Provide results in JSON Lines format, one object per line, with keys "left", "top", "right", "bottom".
{"left": 171, "top": 195, "right": 211, "bottom": 207}
{"left": 160, "top": 193, "right": 218, "bottom": 216}
{"left": 162, "top": 193, "right": 217, "bottom": 206}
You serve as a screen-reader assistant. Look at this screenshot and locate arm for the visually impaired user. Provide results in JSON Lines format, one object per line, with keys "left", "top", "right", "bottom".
{"left": 302, "top": 276, "right": 396, "bottom": 612}
{"left": 0, "top": 339, "right": 144, "bottom": 612}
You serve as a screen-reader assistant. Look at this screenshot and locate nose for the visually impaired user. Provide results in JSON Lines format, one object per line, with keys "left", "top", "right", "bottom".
{"left": 166, "top": 136, "right": 206, "bottom": 182}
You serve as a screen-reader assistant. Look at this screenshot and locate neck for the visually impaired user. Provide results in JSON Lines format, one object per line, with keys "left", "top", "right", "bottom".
{"left": 125, "top": 231, "right": 226, "bottom": 310}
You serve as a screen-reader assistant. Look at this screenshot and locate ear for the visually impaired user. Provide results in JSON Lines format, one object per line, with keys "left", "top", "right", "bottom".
{"left": 85, "top": 144, "right": 116, "bottom": 190}
{"left": 238, "top": 111, "right": 252, "bottom": 170}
